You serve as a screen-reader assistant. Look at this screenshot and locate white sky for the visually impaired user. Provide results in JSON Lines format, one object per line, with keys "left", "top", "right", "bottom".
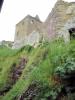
{"left": 0, "top": 0, "right": 75, "bottom": 41}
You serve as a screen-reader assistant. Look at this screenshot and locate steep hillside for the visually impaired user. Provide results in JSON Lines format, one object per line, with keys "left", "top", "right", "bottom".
{"left": 0, "top": 40, "right": 75, "bottom": 100}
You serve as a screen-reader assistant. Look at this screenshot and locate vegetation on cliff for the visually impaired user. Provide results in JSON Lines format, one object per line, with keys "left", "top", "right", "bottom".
{"left": 0, "top": 39, "right": 75, "bottom": 100}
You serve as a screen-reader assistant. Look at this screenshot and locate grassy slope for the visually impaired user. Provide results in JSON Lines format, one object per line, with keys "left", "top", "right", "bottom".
{"left": 0, "top": 40, "right": 75, "bottom": 100}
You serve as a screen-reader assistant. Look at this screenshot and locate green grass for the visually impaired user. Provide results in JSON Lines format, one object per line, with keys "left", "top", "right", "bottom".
{"left": 0, "top": 40, "right": 75, "bottom": 99}
{"left": 0, "top": 46, "right": 17, "bottom": 57}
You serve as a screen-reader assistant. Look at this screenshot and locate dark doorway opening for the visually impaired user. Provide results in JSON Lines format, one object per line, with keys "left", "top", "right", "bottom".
{"left": 69, "top": 28, "right": 75, "bottom": 40}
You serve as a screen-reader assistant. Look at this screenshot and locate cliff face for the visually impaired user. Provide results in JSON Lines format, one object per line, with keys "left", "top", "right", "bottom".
{"left": 13, "top": 0, "right": 75, "bottom": 48}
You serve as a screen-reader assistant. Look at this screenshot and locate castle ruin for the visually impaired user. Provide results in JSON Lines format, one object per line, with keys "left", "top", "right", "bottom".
{"left": 13, "top": 0, "right": 75, "bottom": 48}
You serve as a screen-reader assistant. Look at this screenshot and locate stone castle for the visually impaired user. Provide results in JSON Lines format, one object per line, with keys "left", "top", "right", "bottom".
{"left": 13, "top": 15, "right": 44, "bottom": 48}
{"left": 13, "top": 0, "right": 75, "bottom": 48}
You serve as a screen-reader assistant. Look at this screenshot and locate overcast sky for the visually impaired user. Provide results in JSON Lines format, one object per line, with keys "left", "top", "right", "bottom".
{"left": 0, "top": 0, "right": 75, "bottom": 41}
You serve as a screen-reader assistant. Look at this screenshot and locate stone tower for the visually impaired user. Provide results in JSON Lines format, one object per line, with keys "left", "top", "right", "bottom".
{"left": 13, "top": 15, "right": 44, "bottom": 48}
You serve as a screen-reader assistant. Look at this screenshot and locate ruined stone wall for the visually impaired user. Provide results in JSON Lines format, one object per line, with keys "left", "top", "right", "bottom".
{"left": 13, "top": 15, "right": 44, "bottom": 48}
{"left": 45, "top": 0, "right": 75, "bottom": 40}
{"left": 58, "top": 17, "right": 75, "bottom": 42}
{"left": 13, "top": 0, "right": 75, "bottom": 48}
